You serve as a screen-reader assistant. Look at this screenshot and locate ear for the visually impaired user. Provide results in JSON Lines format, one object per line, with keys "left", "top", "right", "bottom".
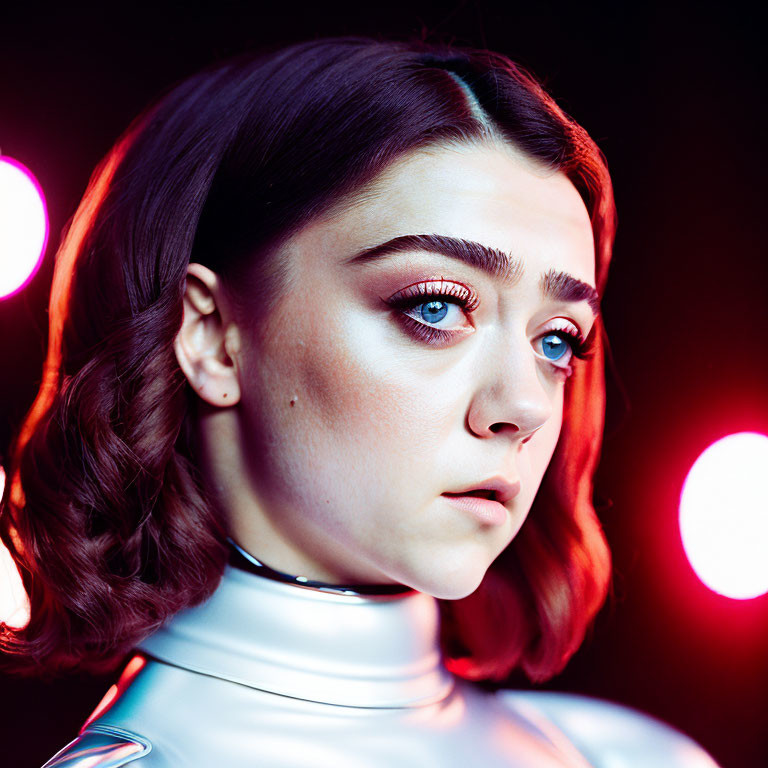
{"left": 173, "top": 262, "right": 242, "bottom": 407}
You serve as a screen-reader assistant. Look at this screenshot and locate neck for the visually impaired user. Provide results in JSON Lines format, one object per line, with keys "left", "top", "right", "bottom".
{"left": 138, "top": 540, "right": 455, "bottom": 708}
{"left": 226, "top": 536, "right": 417, "bottom": 597}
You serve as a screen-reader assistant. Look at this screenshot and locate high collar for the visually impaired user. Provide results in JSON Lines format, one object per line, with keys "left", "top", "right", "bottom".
{"left": 137, "top": 547, "right": 456, "bottom": 709}
{"left": 224, "top": 536, "right": 420, "bottom": 597}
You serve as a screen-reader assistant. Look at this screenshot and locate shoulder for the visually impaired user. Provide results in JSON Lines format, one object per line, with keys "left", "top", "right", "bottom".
{"left": 41, "top": 724, "right": 153, "bottom": 767}
{"left": 496, "top": 689, "right": 722, "bottom": 768}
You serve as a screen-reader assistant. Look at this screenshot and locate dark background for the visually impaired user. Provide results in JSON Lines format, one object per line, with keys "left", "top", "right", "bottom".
{"left": 1, "top": 2, "right": 766, "bottom": 766}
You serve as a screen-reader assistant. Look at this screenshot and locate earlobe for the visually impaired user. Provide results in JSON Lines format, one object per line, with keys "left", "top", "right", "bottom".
{"left": 173, "top": 263, "right": 242, "bottom": 408}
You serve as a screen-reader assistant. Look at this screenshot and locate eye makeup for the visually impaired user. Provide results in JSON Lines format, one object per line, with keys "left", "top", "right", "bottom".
{"left": 383, "top": 278, "right": 597, "bottom": 376}
{"left": 386, "top": 277, "right": 480, "bottom": 311}
{"left": 385, "top": 278, "right": 477, "bottom": 346}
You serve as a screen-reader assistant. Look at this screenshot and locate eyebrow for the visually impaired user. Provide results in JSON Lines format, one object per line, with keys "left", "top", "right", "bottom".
{"left": 345, "top": 233, "right": 601, "bottom": 319}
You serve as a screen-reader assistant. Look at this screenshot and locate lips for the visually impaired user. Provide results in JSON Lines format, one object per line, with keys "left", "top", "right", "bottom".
{"left": 442, "top": 476, "right": 522, "bottom": 505}
{"left": 444, "top": 489, "right": 496, "bottom": 500}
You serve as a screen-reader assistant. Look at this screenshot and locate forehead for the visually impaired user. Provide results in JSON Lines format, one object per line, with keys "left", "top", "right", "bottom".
{"left": 290, "top": 140, "right": 596, "bottom": 287}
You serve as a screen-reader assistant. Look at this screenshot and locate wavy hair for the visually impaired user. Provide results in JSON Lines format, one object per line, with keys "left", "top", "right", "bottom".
{"left": 0, "top": 36, "right": 616, "bottom": 681}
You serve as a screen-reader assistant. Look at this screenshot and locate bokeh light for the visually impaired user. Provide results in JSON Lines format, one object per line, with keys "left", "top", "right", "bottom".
{"left": 0, "top": 156, "right": 49, "bottom": 299}
{"left": 679, "top": 432, "right": 768, "bottom": 600}
{"left": 0, "top": 465, "right": 31, "bottom": 628}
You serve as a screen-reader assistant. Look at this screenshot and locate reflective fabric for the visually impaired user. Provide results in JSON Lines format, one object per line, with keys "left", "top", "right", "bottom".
{"left": 41, "top": 558, "right": 722, "bottom": 767}
{"left": 41, "top": 724, "right": 150, "bottom": 766}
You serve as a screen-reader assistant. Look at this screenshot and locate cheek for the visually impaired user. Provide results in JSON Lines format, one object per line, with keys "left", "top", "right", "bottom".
{"left": 544, "top": 387, "right": 565, "bottom": 453}
{"left": 292, "top": 313, "right": 429, "bottom": 457}
{"left": 526, "top": 388, "right": 564, "bottom": 483}
{"left": 244, "top": 297, "right": 441, "bottom": 502}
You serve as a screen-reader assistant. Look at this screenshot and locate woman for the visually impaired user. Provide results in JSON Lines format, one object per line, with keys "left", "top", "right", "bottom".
{"left": 0, "top": 36, "right": 720, "bottom": 767}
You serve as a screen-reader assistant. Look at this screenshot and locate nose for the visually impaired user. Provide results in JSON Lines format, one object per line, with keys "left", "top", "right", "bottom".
{"left": 466, "top": 335, "right": 554, "bottom": 442}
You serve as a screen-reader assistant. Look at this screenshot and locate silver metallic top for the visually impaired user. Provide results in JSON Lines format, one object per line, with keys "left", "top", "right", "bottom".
{"left": 41, "top": 541, "right": 723, "bottom": 767}
{"left": 139, "top": 539, "right": 455, "bottom": 710}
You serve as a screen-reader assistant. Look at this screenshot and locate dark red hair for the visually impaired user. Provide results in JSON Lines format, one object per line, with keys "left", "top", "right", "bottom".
{"left": 0, "top": 36, "right": 616, "bottom": 681}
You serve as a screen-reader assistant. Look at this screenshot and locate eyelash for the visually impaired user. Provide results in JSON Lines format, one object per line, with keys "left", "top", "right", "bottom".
{"left": 386, "top": 281, "right": 597, "bottom": 376}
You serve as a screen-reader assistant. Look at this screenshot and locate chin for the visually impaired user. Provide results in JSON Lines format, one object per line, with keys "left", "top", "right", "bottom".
{"left": 410, "top": 565, "right": 489, "bottom": 601}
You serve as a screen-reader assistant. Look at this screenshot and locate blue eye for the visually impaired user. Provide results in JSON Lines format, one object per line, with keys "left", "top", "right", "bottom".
{"left": 385, "top": 285, "right": 474, "bottom": 346}
{"left": 541, "top": 333, "right": 570, "bottom": 361}
{"left": 419, "top": 301, "right": 450, "bottom": 324}
{"left": 386, "top": 281, "right": 597, "bottom": 367}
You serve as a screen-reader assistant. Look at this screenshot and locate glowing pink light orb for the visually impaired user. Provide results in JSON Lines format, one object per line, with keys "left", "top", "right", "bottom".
{"left": 679, "top": 432, "right": 768, "bottom": 600}
{"left": 0, "top": 156, "right": 49, "bottom": 299}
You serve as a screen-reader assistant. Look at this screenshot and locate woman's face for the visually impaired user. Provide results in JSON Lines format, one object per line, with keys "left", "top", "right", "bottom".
{"left": 219, "top": 140, "right": 597, "bottom": 600}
